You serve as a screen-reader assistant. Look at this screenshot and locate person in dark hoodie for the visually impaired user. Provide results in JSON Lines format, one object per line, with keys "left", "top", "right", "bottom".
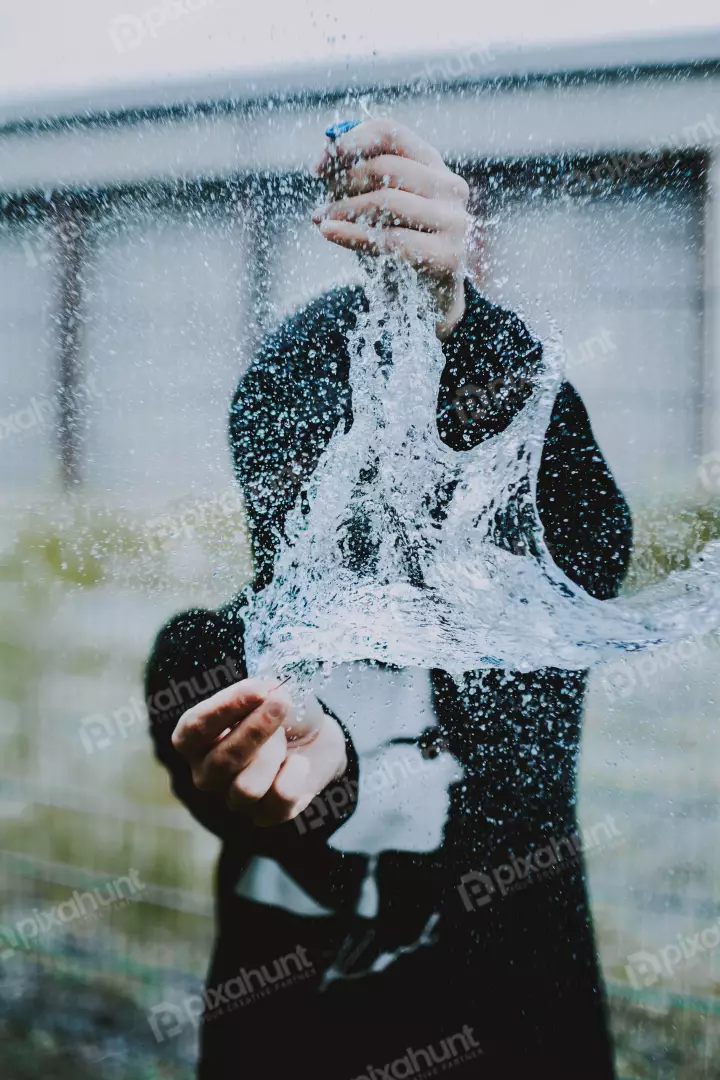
{"left": 146, "top": 119, "right": 633, "bottom": 1079}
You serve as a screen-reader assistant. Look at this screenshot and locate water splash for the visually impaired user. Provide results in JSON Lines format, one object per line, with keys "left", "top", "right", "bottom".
{"left": 243, "top": 259, "right": 720, "bottom": 686}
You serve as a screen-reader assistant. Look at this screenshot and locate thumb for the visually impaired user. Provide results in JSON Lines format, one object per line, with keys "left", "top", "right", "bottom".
{"left": 281, "top": 694, "right": 327, "bottom": 745}
{"left": 251, "top": 714, "right": 348, "bottom": 826}
{"left": 278, "top": 717, "right": 347, "bottom": 811}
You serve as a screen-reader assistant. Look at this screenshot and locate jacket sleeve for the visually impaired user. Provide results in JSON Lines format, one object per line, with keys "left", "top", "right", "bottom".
{"left": 145, "top": 604, "right": 359, "bottom": 846}
{"left": 537, "top": 382, "right": 633, "bottom": 600}
{"left": 147, "top": 291, "right": 365, "bottom": 845}
{"left": 145, "top": 606, "right": 250, "bottom": 842}
{"left": 229, "top": 286, "right": 362, "bottom": 590}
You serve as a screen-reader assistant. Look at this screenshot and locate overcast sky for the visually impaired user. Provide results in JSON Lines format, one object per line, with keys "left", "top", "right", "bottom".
{"left": 1, "top": 0, "right": 719, "bottom": 109}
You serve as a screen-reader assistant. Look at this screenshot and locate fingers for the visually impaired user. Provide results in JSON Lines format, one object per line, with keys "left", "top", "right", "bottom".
{"left": 192, "top": 694, "right": 291, "bottom": 795}
{"left": 313, "top": 188, "right": 467, "bottom": 235}
{"left": 173, "top": 682, "right": 292, "bottom": 794}
{"left": 172, "top": 677, "right": 276, "bottom": 761}
{"left": 282, "top": 693, "right": 329, "bottom": 746}
{"left": 251, "top": 713, "right": 347, "bottom": 827}
{"left": 226, "top": 726, "right": 288, "bottom": 811}
{"left": 251, "top": 752, "right": 313, "bottom": 827}
{"left": 316, "top": 118, "right": 446, "bottom": 173}
{"left": 315, "top": 219, "right": 465, "bottom": 276}
{"left": 176, "top": 679, "right": 349, "bottom": 826}
{"left": 325, "top": 155, "right": 469, "bottom": 203}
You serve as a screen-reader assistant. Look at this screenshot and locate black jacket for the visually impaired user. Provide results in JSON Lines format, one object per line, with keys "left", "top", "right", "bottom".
{"left": 146, "top": 279, "right": 632, "bottom": 1079}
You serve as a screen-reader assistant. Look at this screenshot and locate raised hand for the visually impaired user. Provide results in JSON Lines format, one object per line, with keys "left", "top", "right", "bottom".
{"left": 313, "top": 118, "right": 470, "bottom": 339}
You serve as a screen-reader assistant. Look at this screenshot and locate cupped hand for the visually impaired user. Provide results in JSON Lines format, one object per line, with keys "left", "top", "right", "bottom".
{"left": 172, "top": 677, "right": 347, "bottom": 827}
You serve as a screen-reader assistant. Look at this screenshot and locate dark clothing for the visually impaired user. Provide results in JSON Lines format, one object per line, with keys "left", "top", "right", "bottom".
{"left": 146, "top": 280, "right": 632, "bottom": 1078}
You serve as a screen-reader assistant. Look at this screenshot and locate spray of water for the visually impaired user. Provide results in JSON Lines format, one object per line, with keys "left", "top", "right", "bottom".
{"left": 242, "top": 258, "right": 720, "bottom": 688}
